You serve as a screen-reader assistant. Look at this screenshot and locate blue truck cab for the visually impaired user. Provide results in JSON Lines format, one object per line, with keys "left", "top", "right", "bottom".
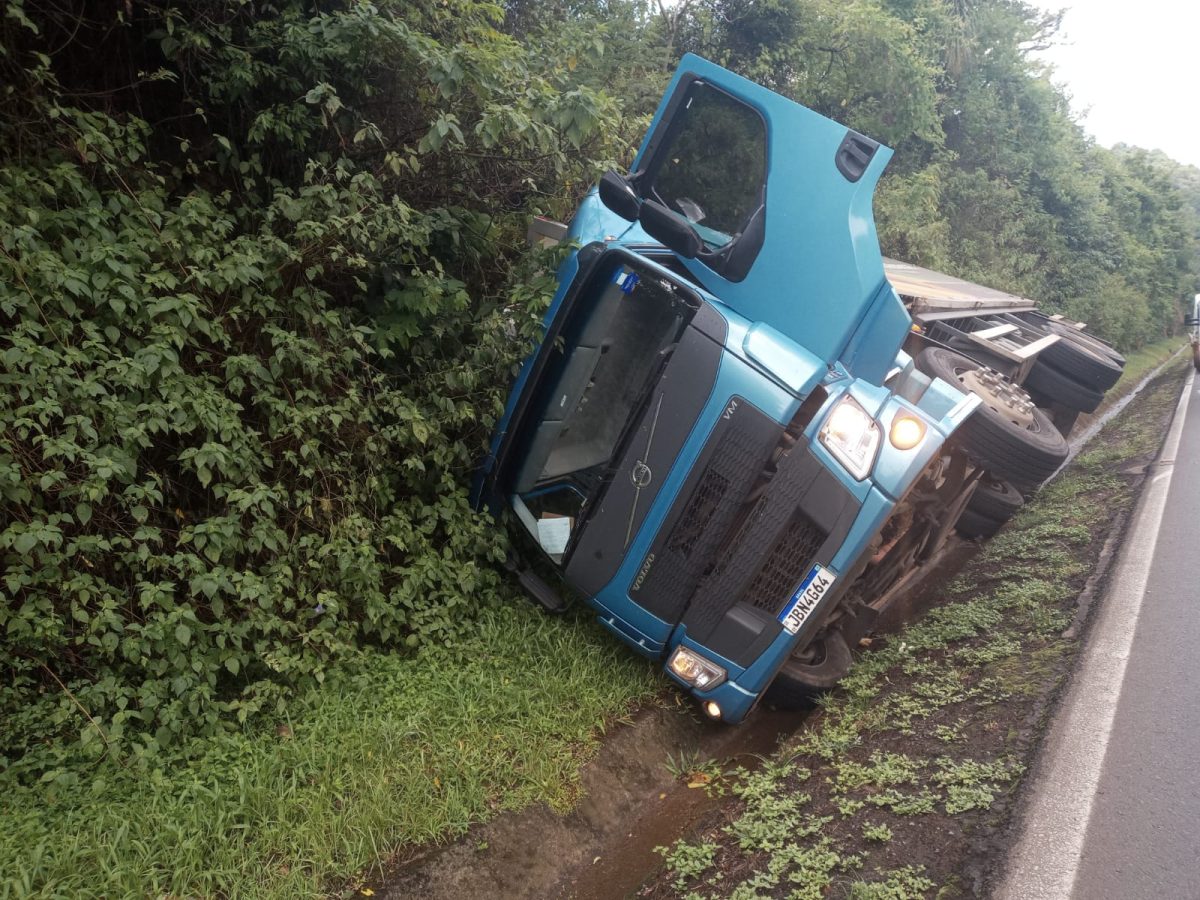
{"left": 473, "top": 55, "right": 980, "bottom": 723}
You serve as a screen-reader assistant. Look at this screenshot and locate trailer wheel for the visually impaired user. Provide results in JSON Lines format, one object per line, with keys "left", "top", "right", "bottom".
{"left": 956, "top": 507, "right": 1005, "bottom": 540}
{"left": 1023, "top": 359, "right": 1104, "bottom": 414}
{"left": 1045, "top": 322, "right": 1126, "bottom": 368}
{"left": 916, "top": 347, "right": 1068, "bottom": 493}
{"left": 1039, "top": 333, "right": 1123, "bottom": 391}
{"left": 765, "top": 629, "right": 854, "bottom": 709}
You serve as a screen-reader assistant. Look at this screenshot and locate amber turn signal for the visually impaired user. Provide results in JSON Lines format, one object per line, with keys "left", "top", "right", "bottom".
{"left": 889, "top": 414, "right": 926, "bottom": 450}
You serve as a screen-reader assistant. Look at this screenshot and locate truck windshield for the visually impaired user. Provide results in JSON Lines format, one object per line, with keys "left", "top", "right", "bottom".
{"left": 511, "top": 265, "right": 695, "bottom": 557}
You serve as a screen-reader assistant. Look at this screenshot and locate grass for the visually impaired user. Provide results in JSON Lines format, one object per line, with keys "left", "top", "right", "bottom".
{"left": 0, "top": 604, "right": 659, "bottom": 898}
{"left": 1100, "top": 334, "right": 1186, "bottom": 407}
{"left": 651, "top": 357, "right": 1190, "bottom": 899}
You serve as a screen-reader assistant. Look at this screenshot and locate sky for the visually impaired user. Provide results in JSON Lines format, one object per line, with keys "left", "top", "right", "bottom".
{"left": 1031, "top": 1, "right": 1200, "bottom": 168}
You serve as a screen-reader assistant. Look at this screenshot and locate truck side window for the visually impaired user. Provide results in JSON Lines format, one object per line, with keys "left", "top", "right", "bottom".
{"left": 649, "top": 82, "right": 767, "bottom": 250}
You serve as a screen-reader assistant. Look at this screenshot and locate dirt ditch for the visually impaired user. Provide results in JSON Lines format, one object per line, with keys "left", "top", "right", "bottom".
{"left": 379, "top": 704, "right": 799, "bottom": 900}
{"left": 379, "top": 352, "right": 1187, "bottom": 900}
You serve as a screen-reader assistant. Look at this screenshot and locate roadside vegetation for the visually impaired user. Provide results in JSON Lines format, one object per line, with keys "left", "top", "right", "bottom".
{"left": 645, "top": 358, "right": 1190, "bottom": 898}
{"left": 1, "top": 0, "right": 1198, "bottom": 896}
{"left": 1101, "top": 335, "right": 1187, "bottom": 404}
{"left": 3, "top": 605, "right": 657, "bottom": 897}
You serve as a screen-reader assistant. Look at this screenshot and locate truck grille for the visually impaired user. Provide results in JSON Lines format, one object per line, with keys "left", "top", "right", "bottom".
{"left": 667, "top": 466, "right": 731, "bottom": 558}
{"left": 632, "top": 402, "right": 782, "bottom": 623}
{"left": 681, "top": 443, "right": 845, "bottom": 644}
{"left": 741, "top": 509, "right": 827, "bottom": 614}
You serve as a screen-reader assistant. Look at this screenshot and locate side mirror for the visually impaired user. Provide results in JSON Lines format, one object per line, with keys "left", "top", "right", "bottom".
{"left": 598, "top": 170, "right": 642, "bottom": 222}
{"left": 638, "top": 200, "right": 704, "bottom": 259}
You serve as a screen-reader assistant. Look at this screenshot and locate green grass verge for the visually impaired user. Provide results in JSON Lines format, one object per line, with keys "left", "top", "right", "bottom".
{"left": 1, "top": 604, "right": 660, "bottom": 898}
{"left": 1103, "top": 335, "right": 1186, "bottom": 404}
{"left": 650, "top": 358, "right": 1190, "bottom": 899}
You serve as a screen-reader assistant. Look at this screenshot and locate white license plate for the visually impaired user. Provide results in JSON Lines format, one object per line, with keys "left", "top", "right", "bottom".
{"left": 778, "top": 564, "right": 837, "bottom": 634}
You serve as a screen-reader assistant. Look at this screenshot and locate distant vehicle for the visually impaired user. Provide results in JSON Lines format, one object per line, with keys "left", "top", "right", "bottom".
{"left": 473, "top": 55, "right": 1124, "bottom": 722}
{"left": 1189, "top": 294, "right": 1200, "bottom": 371}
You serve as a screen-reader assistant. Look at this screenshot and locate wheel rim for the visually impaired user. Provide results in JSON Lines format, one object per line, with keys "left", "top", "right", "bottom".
{"left": 791, "top": 636, "right": 829, "bottom": 667}
{"left": 956, "top": 366, "right": 1037, "bottom": 429}
{"left": 980, "top": 473, "right": 1009, "bottom": 495}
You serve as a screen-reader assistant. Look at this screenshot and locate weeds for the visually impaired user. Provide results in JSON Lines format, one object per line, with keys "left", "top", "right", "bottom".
{"left": 657, "top": 840, "right": 720, "bottom": 890}
{"left": 862, "top": 823, "right": 894, "bottom": 843}
{"left": 847, "top": 865, "right": 936, "bottom": 899}
{"left": 664, "top": 748, "right": 704, "bottom": 780}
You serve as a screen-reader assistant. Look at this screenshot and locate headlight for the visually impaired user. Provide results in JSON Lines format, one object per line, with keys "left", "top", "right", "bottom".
{"left": 667, "top": 646, "right": 726, "bottom": 690}
{"left": 819, "top": 394, "right": 881, "bottom": 480}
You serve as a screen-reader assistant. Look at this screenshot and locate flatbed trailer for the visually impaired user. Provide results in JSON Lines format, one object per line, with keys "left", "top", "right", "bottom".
{"left": 885, "top": 257, "right": 1125, "bottom": 436}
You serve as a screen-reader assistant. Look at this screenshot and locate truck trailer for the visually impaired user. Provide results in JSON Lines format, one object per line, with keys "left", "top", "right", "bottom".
{"left": 472, "top": 55, "right": 1124, "bottom": 723}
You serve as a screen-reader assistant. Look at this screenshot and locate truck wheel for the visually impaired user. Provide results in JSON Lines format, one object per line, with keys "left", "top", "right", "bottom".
{"left": 765, "top": 630, "right": 854, "bottom": 709}
{"left": 1023, "top": 359, "right": 1104, "bottom": 414}
{"left": 956, "top": 507, "right": 1005, "bottom": 540}
{"left": 967, "top": 475, "right": 1024, "bottom": 521}
{"left": 1045, "top": 322, "right": 1126, "bottom": 368}
{"left": 916, "top": 347, "right": 1069, "bottom": 493}
{"left": 1039, "top": 334, "right": 1123, "bottom": 391}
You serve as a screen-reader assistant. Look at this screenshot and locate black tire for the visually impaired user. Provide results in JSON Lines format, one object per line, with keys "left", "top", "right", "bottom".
{"left": 766, "top": 630, "right": 853, "bottom": 709}
{"left": 1023, "top": 359, "right": 1104, "bottom": 414}
{"left": 916, "top": 347, "right": 1069, "bottom": 493}
{"left": 967, "top": 476, "right": 1024, "bottom": 521}
{"left": 956, "top": 507, "right": 1004, "bottom": 540}
{"left": 1045, "top": 322, "right": 1126, "bottom": 367}
{"left": 1039, "top": 334, "right": 1123, "bottom": 392}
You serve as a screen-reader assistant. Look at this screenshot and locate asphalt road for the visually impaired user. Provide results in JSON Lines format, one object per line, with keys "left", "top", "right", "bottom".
{"left": 1070, "top": 370, "right": 1200, "bottom": 899}
{"left": 998, "top": 366, "right": 1200, "bottom": 900}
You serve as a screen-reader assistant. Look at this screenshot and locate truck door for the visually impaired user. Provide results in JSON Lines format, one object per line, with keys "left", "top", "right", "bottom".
{"left": 599, "top": 53, "right": 897, "bottom": 367}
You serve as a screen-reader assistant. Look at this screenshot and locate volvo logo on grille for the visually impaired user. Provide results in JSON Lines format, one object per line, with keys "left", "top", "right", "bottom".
{"left": 630, "top": 461, "right": 653, "bottom": 488}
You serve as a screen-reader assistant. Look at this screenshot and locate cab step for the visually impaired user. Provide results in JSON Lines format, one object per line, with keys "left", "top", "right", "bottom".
{"left": 506, "top": 557, "right": 569, "bottom": 614}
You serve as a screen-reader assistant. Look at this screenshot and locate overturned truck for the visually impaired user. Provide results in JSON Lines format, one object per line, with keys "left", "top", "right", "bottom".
{"left": 473, "top": 55, "right": 1124, "bottom": 723}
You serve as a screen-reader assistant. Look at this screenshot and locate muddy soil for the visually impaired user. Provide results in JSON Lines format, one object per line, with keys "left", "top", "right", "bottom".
{"left": 379, "top": 704, "right": 800, "bottom": 900}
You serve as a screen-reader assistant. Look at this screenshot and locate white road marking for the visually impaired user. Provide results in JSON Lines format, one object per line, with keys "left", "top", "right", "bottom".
{"left": 996, "top": 367, "right": 1195, "bottom": 900}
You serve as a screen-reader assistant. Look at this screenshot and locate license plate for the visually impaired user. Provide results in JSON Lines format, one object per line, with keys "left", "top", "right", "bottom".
{"left": 778, "top": 564, "right": 837, "bottom": 634}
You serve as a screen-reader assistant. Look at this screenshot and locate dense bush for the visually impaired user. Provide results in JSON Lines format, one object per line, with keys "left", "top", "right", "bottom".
{"left": 0, "top": 0, "right": 627, "bottom": 776}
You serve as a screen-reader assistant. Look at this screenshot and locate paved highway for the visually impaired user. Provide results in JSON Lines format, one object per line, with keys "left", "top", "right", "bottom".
{"left": 999, "top": 367, "right": 1199, "bottom": 900}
